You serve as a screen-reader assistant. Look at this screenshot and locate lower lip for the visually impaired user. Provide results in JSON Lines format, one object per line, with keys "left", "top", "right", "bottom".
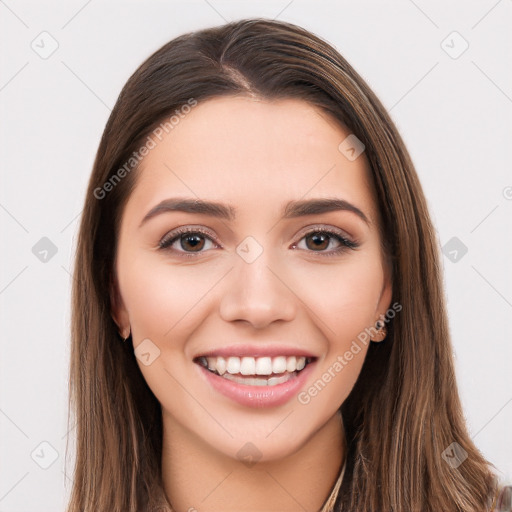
{"left": 196, "top": 361, "right": 316, "bottom": 408}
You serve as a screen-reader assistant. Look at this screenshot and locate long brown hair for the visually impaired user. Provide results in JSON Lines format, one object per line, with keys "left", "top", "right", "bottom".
{"left": 66, "top": 18, "right": 504, "bottom": 511}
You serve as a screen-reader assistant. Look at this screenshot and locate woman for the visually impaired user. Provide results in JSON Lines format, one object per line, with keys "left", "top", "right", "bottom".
{"left": 65, "top": 18, "right": 511, "bottom": 511}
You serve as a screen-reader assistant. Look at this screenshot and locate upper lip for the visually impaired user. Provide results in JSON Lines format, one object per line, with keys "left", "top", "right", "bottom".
{"left": 194, "top": 344, "right": 318, "bottom": 359}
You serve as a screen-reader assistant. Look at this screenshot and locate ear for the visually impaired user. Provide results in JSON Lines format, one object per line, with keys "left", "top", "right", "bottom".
{"left": 375, "top": 257, "right": 393, "bottom": 320}
{"left": 109, "top": 272, "right": 130, "bottom": 338}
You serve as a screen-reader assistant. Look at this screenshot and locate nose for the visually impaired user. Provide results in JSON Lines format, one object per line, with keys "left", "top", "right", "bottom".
{"left": 219, "top": 250, "right": 297, "bottom": 329}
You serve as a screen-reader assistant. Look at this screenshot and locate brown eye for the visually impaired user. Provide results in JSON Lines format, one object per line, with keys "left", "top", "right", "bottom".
{"left": 293, "top": 227, "right": 359, "bottom": 256}
{"left": 305, "top": 232, "right": 330, "bottom": 251}
{"left": 178, "top": 233, "right": 206, "bottom": 252}
{"left": 159, "top": 227, "right": 218, "bottom": 256}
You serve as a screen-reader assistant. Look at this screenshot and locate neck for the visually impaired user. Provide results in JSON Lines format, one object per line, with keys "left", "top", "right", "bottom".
{"left": 161, "top": 411, "right": 346, "bottom": 512}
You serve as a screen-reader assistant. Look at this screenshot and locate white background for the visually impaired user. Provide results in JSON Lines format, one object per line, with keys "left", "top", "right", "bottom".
{"left": 1, "top": 1, "right": 511, "bottom": 510}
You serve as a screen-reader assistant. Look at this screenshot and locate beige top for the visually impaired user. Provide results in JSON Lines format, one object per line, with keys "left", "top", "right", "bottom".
{"left": 319, "top": 457, "right": 347, "bottom": 512}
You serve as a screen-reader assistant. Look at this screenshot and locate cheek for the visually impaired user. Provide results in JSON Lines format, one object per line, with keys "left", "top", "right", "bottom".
{"left": 309, "top": 255, "right": 383, "bottom": 403}
{"left": 288, "top": 251, "right": 384, "bottom": 343}
{"left": 118, "top": 254, "right": 215, "bottom": 420}
{"left": 118, "top": 252, "right": 221, "bottom": 343}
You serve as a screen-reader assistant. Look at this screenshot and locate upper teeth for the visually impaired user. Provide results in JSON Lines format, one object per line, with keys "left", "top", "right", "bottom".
{"left": 198, "top": 355, "right": 308, "bottom": 376}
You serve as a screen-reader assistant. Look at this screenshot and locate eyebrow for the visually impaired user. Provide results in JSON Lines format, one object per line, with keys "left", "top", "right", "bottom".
{"left": 139, "top": 197, "right": 371, "bottom": 227}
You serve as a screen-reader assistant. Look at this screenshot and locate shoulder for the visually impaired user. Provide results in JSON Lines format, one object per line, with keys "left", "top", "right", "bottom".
{"left": 491, "top": 485, "right": 512, "bottom": 511}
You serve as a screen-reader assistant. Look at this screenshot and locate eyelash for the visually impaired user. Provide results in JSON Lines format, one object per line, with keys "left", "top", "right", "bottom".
{"left": 158, "top": 225, "right": 360, "bottom": 258}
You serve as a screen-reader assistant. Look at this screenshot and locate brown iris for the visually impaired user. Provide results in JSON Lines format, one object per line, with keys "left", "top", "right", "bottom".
{"left": 305, "top": 232, "right": 330, "bottom": 251}
{"left": 179, "top": 233, "right": 205, "bottom": 252}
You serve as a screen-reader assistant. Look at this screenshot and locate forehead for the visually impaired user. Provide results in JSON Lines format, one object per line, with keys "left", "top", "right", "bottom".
{"left": 126, "top": 96, "right": 378, "bottom": 225}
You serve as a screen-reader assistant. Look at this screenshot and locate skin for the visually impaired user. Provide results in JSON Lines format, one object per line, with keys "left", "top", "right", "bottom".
{"left": 111, "top": 96, "right": 393, "bottom": 512}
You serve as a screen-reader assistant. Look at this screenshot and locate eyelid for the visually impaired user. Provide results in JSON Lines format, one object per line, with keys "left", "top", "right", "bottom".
{"left": 294, "top": 223, "right": 357, "bottom": 244}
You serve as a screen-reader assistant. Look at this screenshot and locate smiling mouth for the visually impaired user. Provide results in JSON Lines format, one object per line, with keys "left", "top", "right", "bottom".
{"left": 194, "top": 355, "right": 316, "bottom": 387}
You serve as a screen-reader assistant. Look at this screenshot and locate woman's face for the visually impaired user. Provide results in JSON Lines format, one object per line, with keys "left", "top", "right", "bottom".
{"left": 112, "top": 96, "right": 392, "bottom": 461}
